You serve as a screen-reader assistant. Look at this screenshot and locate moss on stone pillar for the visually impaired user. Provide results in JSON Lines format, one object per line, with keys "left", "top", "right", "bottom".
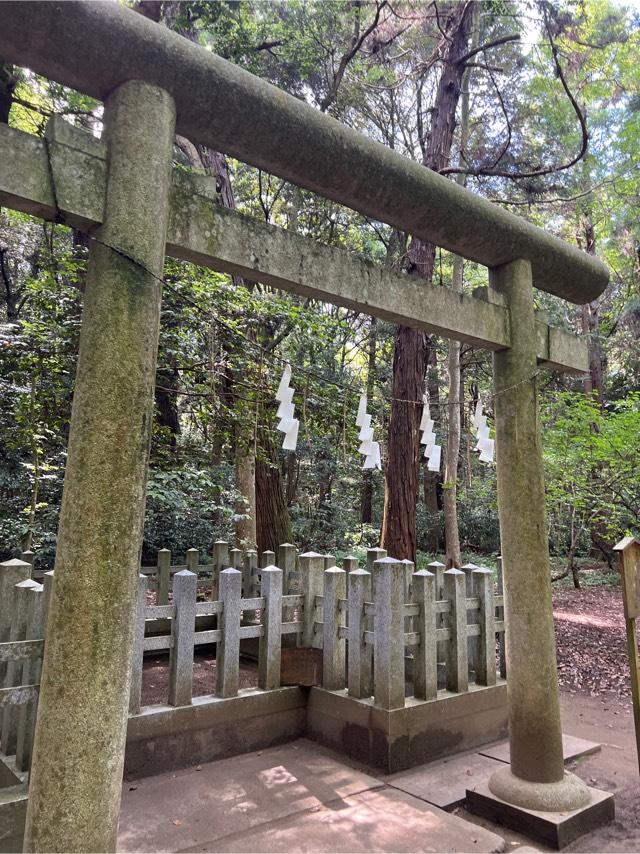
{"left": 24, "top": 80, "right": 176, "bottom": 853}
{"left": 488, "top": 259, "right": 590, "bottom": 810}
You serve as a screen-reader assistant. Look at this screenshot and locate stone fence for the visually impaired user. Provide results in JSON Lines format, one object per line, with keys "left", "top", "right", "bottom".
{"left": 0, "top": 545, "right": 507, "bottom": 777}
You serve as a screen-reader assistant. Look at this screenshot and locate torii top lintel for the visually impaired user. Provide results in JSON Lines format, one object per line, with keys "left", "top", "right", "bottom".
{"left": 0, "top": 1, "right": 608, "bottom": 305}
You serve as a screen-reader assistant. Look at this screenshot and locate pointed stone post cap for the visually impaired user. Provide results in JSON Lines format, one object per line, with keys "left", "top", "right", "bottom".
{"left": 16, "top": 578, "right": 42, "bottom": 591}
{"left": 261, "top": 565, "right": 282, "bottom": 575}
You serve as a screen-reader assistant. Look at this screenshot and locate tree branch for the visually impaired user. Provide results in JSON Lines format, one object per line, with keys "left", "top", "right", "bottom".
{"left": 319, "top": 0, "right": 387, "bottom": 112}
{"left": 441, "top": 6, "right": 588, "bottom": 180}
{"left": 456, "top": 33, "right": 520, "bottom": 65}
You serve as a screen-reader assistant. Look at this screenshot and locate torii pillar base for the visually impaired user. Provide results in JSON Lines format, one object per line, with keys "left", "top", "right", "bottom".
{"left": 466, "top": 778, "right": 614, "bottom": 849}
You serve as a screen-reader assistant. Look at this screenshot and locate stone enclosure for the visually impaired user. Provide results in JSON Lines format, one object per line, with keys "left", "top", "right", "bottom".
{"left": 1, "top": 544, "right": 508, "bottom": 781}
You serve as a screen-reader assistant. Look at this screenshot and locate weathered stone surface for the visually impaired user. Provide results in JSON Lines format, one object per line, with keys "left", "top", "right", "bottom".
{"left": 479, "top": 734, "right": 601, "bottom": 765}
{"left": 23, "top": 80, "right": 176, "bottom": 854}
{"left": 0, "top": 2, "right": 609, "bottom": 303}
{"left": 118, "top": 739, "right": 505, "bottom": 853}
{"left": 259, "top": 567, "right": 283, "bottom": 691}
{"left": 307, "top": 684, "right": 508, "bottom": 774}
{"left": 217, "top": 568, "right": 242, "bottom": 698}
{"left": 489, "top": 259, "right": 572, "bottom": 793}
{"left": 466, "top": 779, "right": 614, "bottom": 849}
{"left": 385, "top": 750, "right": 505, "bottom": 810}
{"left": 374, "top": 558, "right": 407, "bottom": 711}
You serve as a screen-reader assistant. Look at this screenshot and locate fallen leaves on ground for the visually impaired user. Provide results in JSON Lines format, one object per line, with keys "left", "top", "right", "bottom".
{"left": 553, "top": 583, "right": 631, "bottom": 707}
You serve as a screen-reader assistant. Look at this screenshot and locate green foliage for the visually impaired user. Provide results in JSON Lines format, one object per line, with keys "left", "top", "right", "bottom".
{"left": 544, "top": 392, "right": 640, "bottom": 554}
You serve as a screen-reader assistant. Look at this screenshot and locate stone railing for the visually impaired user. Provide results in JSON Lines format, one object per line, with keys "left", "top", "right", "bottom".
{"left": 0, "top": 545, "right": 506, "bottom": 775}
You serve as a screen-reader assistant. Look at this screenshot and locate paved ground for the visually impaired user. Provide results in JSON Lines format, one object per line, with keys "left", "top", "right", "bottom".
{"left": 118, "top": 692, "right": 638, "bottom": 853}
{"left": 118, "top": 739, "right": 506, "bottom": 853}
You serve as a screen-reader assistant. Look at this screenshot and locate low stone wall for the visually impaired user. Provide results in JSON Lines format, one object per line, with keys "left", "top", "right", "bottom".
{"left": 307, "top": 683, "right": 509, "bottom": 774}
{"left": 122, "top": 681, "right": 508, "bottom": 779}
{"left": 124, "top": 686, "right": 308, "bottom": 779}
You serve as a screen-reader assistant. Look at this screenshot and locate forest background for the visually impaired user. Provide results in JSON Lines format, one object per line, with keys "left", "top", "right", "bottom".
{"left": 0, "top": 0, "right": 638, "bottom": 586}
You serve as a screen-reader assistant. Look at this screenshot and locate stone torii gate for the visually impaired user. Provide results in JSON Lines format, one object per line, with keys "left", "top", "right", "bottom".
{"left": 0, "top": 2, "right": 611, "bottom": 851}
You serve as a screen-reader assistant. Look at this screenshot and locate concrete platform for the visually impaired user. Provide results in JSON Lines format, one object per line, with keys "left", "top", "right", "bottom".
{"left": 466, "top": 780, "right": 614, "bottom": 849}
{"left": 381, "top": 733, "right": 602, "bottom": 813}
{"left": 117, "top": 739, "right": 506, "bottom": 853}
{"left": 384, "top": 751, "right": 506, "bottom": 811}
{"left": 478, "top": 734, "right": 600, "bottom": 765}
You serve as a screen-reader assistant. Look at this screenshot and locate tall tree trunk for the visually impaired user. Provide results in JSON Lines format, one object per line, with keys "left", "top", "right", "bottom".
{"left": 256, "top": 422, "right": 293, "bottom": 551}
{"left": 444, "top": 2, "right": 479, "bottom": 568}
{"left": 155, "top": 363, "right": 180, "bottom": 448}
{"left": 381, "top": 2, "right": 473, "bottom": 561}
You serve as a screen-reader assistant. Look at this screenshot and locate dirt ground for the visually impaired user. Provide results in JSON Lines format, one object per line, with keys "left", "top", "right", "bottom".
{"left": 141, "top": 651, "right": 258, "bottom": 706}
{"left": 553, "top": 583, "right": 631, "bottom": 709}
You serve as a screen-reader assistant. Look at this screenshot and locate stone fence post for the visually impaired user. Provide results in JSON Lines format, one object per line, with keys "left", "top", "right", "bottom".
{"left": 473, "top": 567, "right": 496, "bottom": 687}
{"left": 217, "top": 568, "right": 241, "bottom": 698}
{"left": 16, "top": 581, "right": 45, "bottom": 772}
{"left": 156, "top": 548, "right": 171, "bottom": 606}
{"left": 373, "top": 557, "right": 405, "bottom": 710}
{"left": 212, "top": 539, "right": 229, "bottom": 596}
{"left": 496, "top": 555, "right": 506, "bottom": 678}
{"left": 323, "top": 566, "right": 346, "bottom": 691}
{"left": 168, "top": 570, "right": 197, "bottom": 707}
{"left": 186, "top": 547, "right": 199, "bottom": 575}
{"left": 259, "top": 566, "right": 282, "bottom": 690}
{"left": 229, "top": 547, "right": 243, "bottom": 570}
{"left": 347, "top": 567, "right": 370, "bottom": 699}
{"left": 279, "top": 544, "right": 298, "bottom": 649}
{"left": 299, "top": 552, "right": 325, "bottom": 648}
{"left": 0, "top": 559, "right": 31, "bottom": 683}
{"left": 1, "top": 578, "right": 41, "bottom": 755}
{"left": 412, "top": 569, "right": 437, "bottom": 701}
{"left": 444, "top": 568, "right": 468, "bottom": 693}
{"left": 242, "top": 550, "right": 257, "bottom": 599}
